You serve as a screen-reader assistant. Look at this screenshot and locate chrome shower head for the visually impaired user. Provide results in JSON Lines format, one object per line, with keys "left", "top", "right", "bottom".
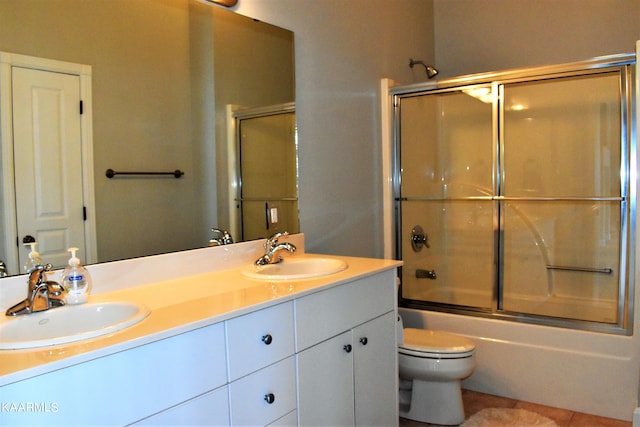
{"left": 409, "top": 59, "right": 438, "bottom": 79}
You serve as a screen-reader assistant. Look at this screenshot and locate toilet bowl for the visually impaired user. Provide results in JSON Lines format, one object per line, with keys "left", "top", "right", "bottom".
{"left": 398, "top": 325, "right": 476, "bottom": 425}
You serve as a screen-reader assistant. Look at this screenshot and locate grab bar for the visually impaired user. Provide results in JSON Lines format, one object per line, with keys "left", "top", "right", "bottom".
{"left": 105, "top": 169, "right": 184, "bottom": 179}
{"left": 546, "top": 265, "right": 613, "bottom": 275}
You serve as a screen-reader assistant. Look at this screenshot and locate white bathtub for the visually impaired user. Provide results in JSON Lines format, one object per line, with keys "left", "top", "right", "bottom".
{"left": 399, "top": 305, "right": 640, "bottom": 421}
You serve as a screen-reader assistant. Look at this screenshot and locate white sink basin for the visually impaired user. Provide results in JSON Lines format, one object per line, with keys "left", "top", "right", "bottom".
{"left": 242, "top": 257, "right": 348, "bottom": 280}
{"left": 0, "top": 302, "right": 150, "bottom": 350}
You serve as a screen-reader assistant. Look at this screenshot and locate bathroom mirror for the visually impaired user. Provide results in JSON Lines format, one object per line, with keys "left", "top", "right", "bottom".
{"left": 0, "top": 0, "right": 296, "bottom": 274}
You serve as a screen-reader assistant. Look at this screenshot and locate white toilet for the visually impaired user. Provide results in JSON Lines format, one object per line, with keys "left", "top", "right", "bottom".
{"left": 397, "top": 320, "right": 476, "bottom": 425}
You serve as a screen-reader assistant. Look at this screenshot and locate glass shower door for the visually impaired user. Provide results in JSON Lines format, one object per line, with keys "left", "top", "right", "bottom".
{"left": 501, "top": 73, "right": 624, "bottom": 323}
{"left": 394, "top": 58, "right": 633, "bottom": 332}
{"left": 398, "top": 87, "right": 495, "bottom": 309}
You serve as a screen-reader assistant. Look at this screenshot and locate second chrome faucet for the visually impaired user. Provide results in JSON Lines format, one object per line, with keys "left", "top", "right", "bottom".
{"left": 255, "top": 232, "right": 297, "bottom": 266}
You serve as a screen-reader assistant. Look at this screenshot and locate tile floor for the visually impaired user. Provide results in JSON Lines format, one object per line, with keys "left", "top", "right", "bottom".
{"left": 399, "top": 389, "right": 632, "bottom": 427}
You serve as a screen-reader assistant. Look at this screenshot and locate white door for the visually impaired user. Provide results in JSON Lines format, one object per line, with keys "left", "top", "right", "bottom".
{"left": 12, "top": 66, "right": 85, "bottom": 269}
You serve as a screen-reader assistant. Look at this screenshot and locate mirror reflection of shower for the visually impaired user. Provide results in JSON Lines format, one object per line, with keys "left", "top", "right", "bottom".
{"left": 228, "top": 103, "right": 299, "bottom": 242}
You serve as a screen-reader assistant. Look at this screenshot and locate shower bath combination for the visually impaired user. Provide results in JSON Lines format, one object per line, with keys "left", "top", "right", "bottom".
{"left": 392, "top": 53, "right": 635, "bottom": 335}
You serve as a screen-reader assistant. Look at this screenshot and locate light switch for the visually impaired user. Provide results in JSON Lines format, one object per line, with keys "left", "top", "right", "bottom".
{"left": 270, "top": 207, "right": 279, "bottom": 223}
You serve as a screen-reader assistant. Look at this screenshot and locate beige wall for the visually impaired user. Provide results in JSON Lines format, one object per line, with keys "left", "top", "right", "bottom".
{"left": 233, "top": 0, "right": 436, "bottom": 257}
{"left": 0, "top": 0, "right": 201, "bottom": 262}
{"left": 433, "top": 0, "right": 640, "bottom": 77}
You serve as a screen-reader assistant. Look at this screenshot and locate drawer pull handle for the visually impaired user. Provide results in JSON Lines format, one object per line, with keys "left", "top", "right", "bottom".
{"left": 360, "top": 337, "right": 368, "bottom": 345}
{"left": 262, "top": 334, "right": 273, "bottom": 345}
{"left": 343, "top": 344, "right": 352, "bottom": 353}
{"left": 264, "top": 393, "right": 276, "bottom": 404}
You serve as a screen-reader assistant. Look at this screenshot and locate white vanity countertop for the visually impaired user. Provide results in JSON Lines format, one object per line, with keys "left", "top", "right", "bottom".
{"left": 0, "top": 239, "right": 401, "bottom": 386}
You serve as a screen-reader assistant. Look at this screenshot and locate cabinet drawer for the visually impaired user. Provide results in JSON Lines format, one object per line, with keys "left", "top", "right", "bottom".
{"left": 229, "top": 356, "right": 297, "bottom": 426}
{"left": 226, "top": 301, "right": 294, "bottom": 380}
{"left": 268, "top": 409, "right": 297, "bottom": 426}
{"left": 132, "top": 385, "right": 229, "bottom": 426}
{"left": 295, "top": 269, "right": 395, "bottom": 351}
{"left": 0, "top": 322, "right": 227, "bottom": 426}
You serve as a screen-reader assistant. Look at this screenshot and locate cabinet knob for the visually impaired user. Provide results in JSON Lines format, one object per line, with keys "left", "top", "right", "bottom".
{"left": 343, "top": 344, "right": 352, "bottom": 353}
{"left": 262, "top": 334, "right": 273, "bottom": 345}
{"left": 360, "top": 337, "right": 368, "bottom": 345}
{"left": 264, "top": 393, "right": 276, "bottom": 404}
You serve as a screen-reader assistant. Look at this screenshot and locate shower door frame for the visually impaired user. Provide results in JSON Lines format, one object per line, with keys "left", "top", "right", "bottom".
{"left": 390, "top": 53, "right": 636, "bottom": 335}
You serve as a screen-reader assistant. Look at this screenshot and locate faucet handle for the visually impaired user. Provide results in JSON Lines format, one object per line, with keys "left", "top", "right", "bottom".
{"left": 265, "top": 231, "right": 289, "bottom": 249}
{"left": 28, "top": 263, "right": 53, "bottom": 289}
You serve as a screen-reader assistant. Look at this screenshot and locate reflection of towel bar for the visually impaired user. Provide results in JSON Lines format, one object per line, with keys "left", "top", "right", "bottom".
{"left": 105, "top": 169, "right": 184, "bottom": 179}
{"left": 546, "top": 265, "right": 613, "bottom": 274}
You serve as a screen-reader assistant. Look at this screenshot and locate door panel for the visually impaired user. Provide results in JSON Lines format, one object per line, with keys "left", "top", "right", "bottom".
{"left": 12, "top": 66, "right": 85, "bottom": 269}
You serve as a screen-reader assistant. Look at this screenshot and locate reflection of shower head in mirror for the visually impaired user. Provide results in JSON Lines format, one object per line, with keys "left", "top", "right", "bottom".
{"left": 409, "top": 59, "right": 438, "bottom": 79}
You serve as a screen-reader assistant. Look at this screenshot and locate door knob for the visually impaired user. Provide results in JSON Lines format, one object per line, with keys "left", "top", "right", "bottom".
{"left": 22, "top": 235, "right": 36, "bottom": 244}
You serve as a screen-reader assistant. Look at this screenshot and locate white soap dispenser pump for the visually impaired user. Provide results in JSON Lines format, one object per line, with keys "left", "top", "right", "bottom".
{"left": 23, "top": 242, "right": 43, "bottom": 274}
{"left": 61, "top": 247, "right": 92, "bottom": 305}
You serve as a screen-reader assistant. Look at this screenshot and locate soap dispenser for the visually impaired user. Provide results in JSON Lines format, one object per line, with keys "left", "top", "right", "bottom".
{"left": 61, "top": 247, "right": 92, "bottom": 305}
{"left": 23, "top": 242, "right": 44, "bottom": 274}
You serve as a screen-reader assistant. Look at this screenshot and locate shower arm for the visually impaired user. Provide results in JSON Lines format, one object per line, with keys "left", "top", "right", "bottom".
{"left": 409, "top": 59, "right": 438, "bottom": 79}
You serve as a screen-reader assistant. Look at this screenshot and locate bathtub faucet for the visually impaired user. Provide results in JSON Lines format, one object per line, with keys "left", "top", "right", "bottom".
{"left": 255, "top": 231, "right": 297, "bottom": 266}
{"left": 416, "top": 269, "right": 437, "bottom": 280}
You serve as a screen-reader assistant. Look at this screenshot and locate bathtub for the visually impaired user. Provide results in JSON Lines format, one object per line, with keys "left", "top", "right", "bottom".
{"left": 409, "top": 287, "right": 619, "bottom": 324}
{"left": 399, "top": 305, "right": 640, "bottom": 421}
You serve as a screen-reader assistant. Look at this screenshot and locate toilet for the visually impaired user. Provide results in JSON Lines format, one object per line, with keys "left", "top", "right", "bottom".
{"left": 397, "top": 319, "right": 476, "bottom": 425}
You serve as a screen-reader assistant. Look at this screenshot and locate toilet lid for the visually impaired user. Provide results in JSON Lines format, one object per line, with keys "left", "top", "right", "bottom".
{"left": 399, "top": 329, "right": 475, "bottom": 356}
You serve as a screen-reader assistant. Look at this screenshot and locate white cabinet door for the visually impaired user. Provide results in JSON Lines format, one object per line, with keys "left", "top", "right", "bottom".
{"left": 353, "top": 312, "right": 398, "bottom": 426}
{"left": 297, "top": 331, "right": 355, "bottom": 426}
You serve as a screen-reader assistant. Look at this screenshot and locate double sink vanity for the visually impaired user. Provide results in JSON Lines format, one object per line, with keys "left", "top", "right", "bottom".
{"left": 0, "top": 234, "right": 401, "bottom": 426}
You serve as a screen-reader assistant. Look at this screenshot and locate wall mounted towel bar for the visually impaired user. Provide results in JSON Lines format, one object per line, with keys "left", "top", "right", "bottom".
{"left": 546, "top": 265, "right": 613, "bottom": 274}
{"left": 105, "top": 169, "right": 184, "bottom": 179}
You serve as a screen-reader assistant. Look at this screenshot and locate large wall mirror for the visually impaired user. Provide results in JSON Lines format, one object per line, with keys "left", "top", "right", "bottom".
{"left": 0, "top": 0, "right": 297, "bottom": 276}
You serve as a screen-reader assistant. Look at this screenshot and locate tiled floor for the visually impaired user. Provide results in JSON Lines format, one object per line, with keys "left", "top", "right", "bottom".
{"left": 399, "top": 389, "right": 632, "bottom": 427}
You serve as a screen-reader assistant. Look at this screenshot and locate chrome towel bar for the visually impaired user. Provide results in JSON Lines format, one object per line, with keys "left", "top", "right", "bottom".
{"left": 105, "top": 169, "right": 184, "bottom": 179}
{"left": 546, "top": 265, "right": 613, "bottom": 274}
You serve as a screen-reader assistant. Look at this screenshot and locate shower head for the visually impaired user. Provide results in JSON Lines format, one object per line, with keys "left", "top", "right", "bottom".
{"left": 409, "top": 59, "right": 438, "bottom": 79}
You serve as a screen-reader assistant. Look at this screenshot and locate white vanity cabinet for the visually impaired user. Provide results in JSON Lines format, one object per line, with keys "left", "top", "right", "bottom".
{"left": 0, "top": 263, "right": 398, "bottom": 427}
{"left": 295, "top": 269, "right": 398, "bottom": 426}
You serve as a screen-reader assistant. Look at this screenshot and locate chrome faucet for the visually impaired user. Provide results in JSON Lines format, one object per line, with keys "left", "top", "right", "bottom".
{"left": 0, "top": 260, "right": 7, "bottom": 278}
{"left": 255, "top": 232, "right": 297, "bottom": 266}
{"left": 209, "top": 228, "right": 234, "bottom": 246}
{"left": 6, "top": 264, "right": 66, "bottom": 316}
